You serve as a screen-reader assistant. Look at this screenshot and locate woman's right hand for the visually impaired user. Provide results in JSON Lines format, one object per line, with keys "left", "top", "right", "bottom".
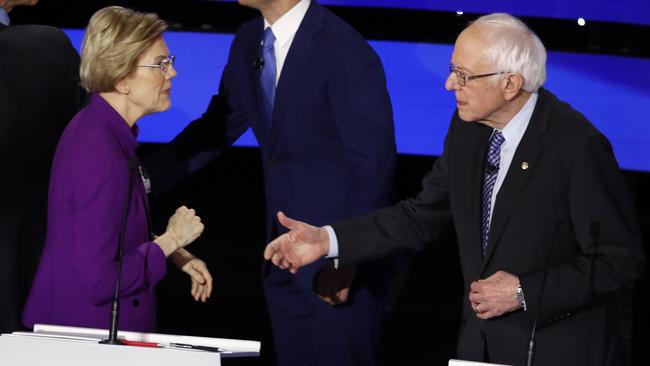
{"left": 154, "top": 206, "right": 204, "bottom": 257}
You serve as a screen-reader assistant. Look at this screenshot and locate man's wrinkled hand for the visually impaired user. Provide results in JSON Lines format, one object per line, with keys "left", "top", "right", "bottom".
{"left": 264, "top": 211, "right": 330, "bottom": 273}
{"left": 468, "top": 270, "right": 521, "bottom": 320}
{"left": 316, "top": 263, "right": 356, "bottom": 306}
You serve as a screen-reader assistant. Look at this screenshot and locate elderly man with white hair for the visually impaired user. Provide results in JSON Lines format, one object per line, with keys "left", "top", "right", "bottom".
{"left": 264, "top": 12, "right": 644, "bottom": 366}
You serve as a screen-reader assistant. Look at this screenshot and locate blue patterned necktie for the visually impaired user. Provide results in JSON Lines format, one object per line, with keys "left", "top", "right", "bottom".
{"left": 480, "top": 130, "right": 505, "bottom": 256}
{"left": 260, "top": 27, "right": 277, "bottom": 126}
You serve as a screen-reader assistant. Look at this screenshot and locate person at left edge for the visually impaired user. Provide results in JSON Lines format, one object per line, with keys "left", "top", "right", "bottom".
{"left": 22, "top": 6, "right": 212, "bottom": 332}
{"left": 0, "top": 0, "right": 87, "bottom": 333}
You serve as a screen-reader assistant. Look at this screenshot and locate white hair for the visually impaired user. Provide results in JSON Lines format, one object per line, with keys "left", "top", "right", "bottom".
{"left": 471, "top": 13, "right": 547, "bottom": 92}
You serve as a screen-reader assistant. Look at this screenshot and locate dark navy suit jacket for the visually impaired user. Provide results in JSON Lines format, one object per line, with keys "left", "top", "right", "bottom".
{"left": 162, "top": 1, "right": 395, "bottom": 234}
{"left": 148, "top": 2, "right": 396, "bottom": 365}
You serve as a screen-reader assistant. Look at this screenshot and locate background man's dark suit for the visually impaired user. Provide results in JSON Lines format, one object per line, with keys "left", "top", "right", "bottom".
{"left": 333, "top": 88, "right": 644, "bottom": 365}
{"left": 0, "top": 23, "right": 86, "bottom": 333}
{"left": 148, "top": 1, "right": 396, "bottom": 364}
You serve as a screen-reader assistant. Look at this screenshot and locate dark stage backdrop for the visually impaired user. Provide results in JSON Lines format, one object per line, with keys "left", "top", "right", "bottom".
{"left": 212, "top": 0, "right": 650, "bottom": 26}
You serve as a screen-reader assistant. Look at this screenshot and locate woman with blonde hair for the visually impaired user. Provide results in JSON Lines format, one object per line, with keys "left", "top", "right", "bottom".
{"left": 23, "top": 6, "right": 212, "bottom": 332}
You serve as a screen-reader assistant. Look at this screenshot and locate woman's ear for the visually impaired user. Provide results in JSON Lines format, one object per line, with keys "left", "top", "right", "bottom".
{"left": 115, "top": 79, "right": 130, "bottom": 95}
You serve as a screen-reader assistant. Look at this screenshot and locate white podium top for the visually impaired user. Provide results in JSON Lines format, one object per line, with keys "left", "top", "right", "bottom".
{"left": 0, "top": 334, "right": 222, "bottom": 366}
{"left": 0, "top": 324, "right": 260, "bottom": 366}
{"left": 31, "top": 323, "right": 260, "bottom": 357}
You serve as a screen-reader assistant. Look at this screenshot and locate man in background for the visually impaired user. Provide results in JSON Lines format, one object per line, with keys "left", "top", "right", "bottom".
{"left": 146, "top": 0, "right": 396, "bottom": 365}
{"left": 0, "top": 0, "right": 86, "bottom": 333}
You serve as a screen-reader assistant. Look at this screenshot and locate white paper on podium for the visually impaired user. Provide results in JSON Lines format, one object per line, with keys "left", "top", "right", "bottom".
{"left": 31, "top": 323, "right": 260, "bottom": 357}
{"left": 449, "top": 359, "right": 511, "bottom": 366}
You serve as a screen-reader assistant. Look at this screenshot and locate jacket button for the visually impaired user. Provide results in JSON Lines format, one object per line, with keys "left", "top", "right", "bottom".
{"left": 132, "top": 299, "right": 140, "bottom": 307}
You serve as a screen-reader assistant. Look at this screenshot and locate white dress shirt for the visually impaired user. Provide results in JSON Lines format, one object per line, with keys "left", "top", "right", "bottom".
{"left": 326, "top": 93, "right": 539, "bottom": 259}
{"left": 263, "top": 0, "right": 311, "bottom": 84}
{"left": 487, "top": 92, "right": 538, "bottom": 227}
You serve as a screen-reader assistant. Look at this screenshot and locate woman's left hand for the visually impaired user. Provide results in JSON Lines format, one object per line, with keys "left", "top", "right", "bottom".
{"left": 171, "top": 249, "right": 213, "bottom": 302}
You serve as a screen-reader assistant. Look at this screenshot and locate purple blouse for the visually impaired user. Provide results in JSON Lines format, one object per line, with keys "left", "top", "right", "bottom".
{"left": 23, "top": 94, "right": 166, "bottom": 332}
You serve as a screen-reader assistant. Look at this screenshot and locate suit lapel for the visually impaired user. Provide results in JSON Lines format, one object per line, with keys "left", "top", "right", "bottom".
{"left": 453, "top": 117, "right": 492, "bottom": 272}
{"left": 268, "top": 1, "right": 323, "bottom": 153}
{"left": 481, "top": 90, "right": 552, "bottom": 272}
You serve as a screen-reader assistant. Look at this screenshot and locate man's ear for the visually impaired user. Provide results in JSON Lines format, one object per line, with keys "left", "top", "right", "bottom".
{"left": 503, "top": 73, "right": 524, "bottom": 101}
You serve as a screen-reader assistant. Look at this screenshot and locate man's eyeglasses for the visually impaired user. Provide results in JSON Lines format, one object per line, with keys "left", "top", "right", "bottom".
{"left": 138, "top": 55, "right": 176, "bottom": 74}
{"left": 449, "top": 63, "right": 504, "bottom": 86}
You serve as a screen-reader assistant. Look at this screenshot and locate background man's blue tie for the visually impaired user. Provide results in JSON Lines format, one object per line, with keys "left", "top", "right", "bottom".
{"left": 260, "top": 27, "right": 277, "bottom": 126}
{"left": 480, "top": 130, "right": 505, "bottom": 256}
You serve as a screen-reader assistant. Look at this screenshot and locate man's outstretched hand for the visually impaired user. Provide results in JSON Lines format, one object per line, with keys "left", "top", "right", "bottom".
{"left": 264, "top": 211, "right": 331, "bottom": 273}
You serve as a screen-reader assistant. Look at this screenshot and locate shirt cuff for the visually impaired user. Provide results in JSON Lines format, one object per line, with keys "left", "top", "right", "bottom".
{"left": 323, "top": 226, "right": 340, "bottom": 268}
{"left": 324, "top": 225, "right": 339, "bottom": 258}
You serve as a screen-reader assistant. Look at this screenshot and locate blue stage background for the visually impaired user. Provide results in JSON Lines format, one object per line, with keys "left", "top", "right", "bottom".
{"left": 64, "top": 30, "right": 650, "bottom": 172}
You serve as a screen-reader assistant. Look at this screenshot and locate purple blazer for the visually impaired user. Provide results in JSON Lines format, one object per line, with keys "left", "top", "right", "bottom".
{"left": 23, "top": 94, "right": 166, "bottom": 332}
